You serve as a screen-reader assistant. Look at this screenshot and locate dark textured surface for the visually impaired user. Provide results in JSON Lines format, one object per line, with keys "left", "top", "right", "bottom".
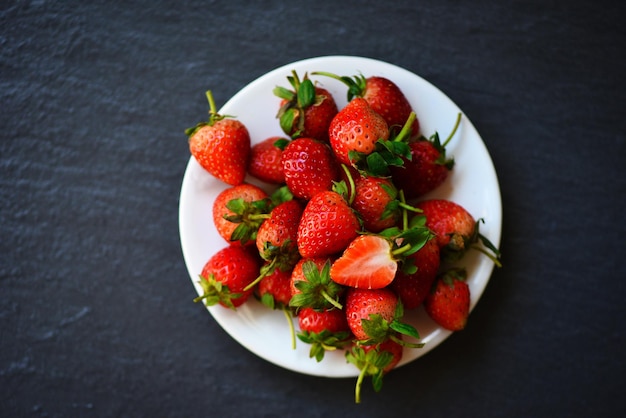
{"left": 1, "top": 0, "right": 625, "bottom": 416}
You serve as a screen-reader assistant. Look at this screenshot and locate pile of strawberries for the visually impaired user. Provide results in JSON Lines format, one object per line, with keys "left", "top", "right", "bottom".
{"left": 185, "top": 70, "right": 501, "bottom": 403}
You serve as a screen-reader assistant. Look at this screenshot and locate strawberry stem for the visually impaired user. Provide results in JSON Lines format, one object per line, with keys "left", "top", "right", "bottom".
{"left": 243, "top": 258, "right": 277, "bottom": 292}
{"left": 354, "top": 369, "right": 366, "bottom": 404}
{"left": 340, "top": 164, "right": 356, "bottom": 205}
{"left": 205, "top": 90, "right": 218, "bottom": 116}
{"left": 283, "top": 308, "right": 296, "bottom": 350}
{"left": 321, "top": 289, "right": 343, "bottom": 310}
{"left": 392, "top": 112, "right": 416, "bottom": 143}
{"left": 442, "top": 112, "right": 462, "bottom": 147}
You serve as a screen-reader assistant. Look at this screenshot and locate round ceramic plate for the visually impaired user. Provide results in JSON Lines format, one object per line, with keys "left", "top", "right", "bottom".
{"left": 179, "top": 55, "right": 502, "bottom": 378}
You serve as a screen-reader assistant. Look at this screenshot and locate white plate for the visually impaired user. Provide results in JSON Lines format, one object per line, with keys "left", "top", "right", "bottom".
{"left": 179, "top": 55, "right": 502, "bottom": 378}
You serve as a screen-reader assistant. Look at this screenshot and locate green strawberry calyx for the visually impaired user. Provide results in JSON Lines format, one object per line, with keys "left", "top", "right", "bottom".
{"left": 289, "top": 260, "right": 344, "bottom": 311}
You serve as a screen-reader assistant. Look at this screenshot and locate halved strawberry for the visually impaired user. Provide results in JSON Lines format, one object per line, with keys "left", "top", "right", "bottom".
{"left": 330, "top": 235, "right": 397, "bottom": 289}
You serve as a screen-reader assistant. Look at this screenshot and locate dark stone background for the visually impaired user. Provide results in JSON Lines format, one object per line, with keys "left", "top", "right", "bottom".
{"left": 1, "top": 1, "right": 624, "bottom": 416}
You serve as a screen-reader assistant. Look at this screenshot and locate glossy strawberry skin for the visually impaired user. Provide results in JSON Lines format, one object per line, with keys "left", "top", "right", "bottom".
{"left": 212, "top": 184, "right": 268, "bottom": 245}
{"left": 297, "top": 191, "right": 360, "bottom": 259}
{"left": 281, "top": 137, "right": 340, "bottom": 200}
{"left": 424, "top": 275, "right": 470, "bottom": 331}
{"left": 390, "top": 238, "right": 440, "bottom": 309}
{"left": 345, "top": 288, "right": 398, "bottom": 341}
{"left": 352, "top": 175, "right": 399, "bottom": 232}
{"left": 255, "top": 200, "right": 303, "bottom": 259}
{"left": 330, "top": 235, "right": 397, "bottom": 289}
{"left": 257, "top": 267, "right": 293, "bottom": 307}
{"left": 189, "top": 120, "right": 251, "bottom": 185}
{"left": 248, "top": 136, "right": 287, "bottom": 184}
{"left": 390, "top": 140, "right": 450, "bottom": 199}
{"left": 362, "top": 76, "right": 420, "bottom": 138}
{"left": 298, "top": 307, "right": 350, "bottom": 335}
{"left": 199, "top": 245, "right": 261, "bottom": 308}
{"left": 328, "top": 98, "right": 389, "bottom": 166}
{"left": 415, "top": 199, "right": 476, "bottom": 251}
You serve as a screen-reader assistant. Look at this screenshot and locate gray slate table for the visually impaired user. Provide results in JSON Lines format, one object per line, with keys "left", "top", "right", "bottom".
{"left": 2, "top": 1, "right": 624, "bottom": 417}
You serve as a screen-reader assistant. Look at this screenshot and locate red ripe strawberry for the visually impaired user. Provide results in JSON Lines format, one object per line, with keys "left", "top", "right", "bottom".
{"left": 415, "top": 199, "right": 501, "bottom": 265}
{"left": 244, "top": 199, "right": 304, "bottom": 292}
{"left": 186, "top": 90, "right": 251, "bottom": 185}
{"left": 281, "top": 137, "right": 340, "bottom": 200}
{"left": 346, "top": 337, "right": 404, "bottom": 403}
{"left": 257, "top": 267, "right": 293, "bottom": 308}
{"left": 297, "top": 190, "right": 360, "bottom": 259}
{"left": 248, "top": 136, "right": 288, "bottom": 184}
{"left": 255, "top": 199, "right": 303, "bottom": 265}
{"left": 328, "top": 97, "right": 389, "bottom": 166}
{"left": 212, "top": 183, "right": 269, "bottom": 245}
{"left": 330, "top": 235, "right": 397, "bottom": 290}
{"left": 193, "top": 245, "right": 261, "bottom": 309}
{"left": 351, "top": 174, "right": 399, "bottom": 232}
{"left": 424, "top": 268, "right": 470, "bottom": 331}
{"left": 313, "top": 72, "right": 420, "bottom": 138}
{"left": 390, "top": 113, "right": 460, "bottom": 198}
{"left": 391, "top": 238, "right": 440, "bottom": 309}
{"left": 274, "top": 71, "right": 338, "bottom": 142}
{"left": 344, "top": 288, "right": 399, "bottom": 341}
{"left": 297, "top": 307, "right": 352, "bottom": 362}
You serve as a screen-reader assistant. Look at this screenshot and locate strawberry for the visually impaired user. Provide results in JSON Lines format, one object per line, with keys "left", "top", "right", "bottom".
{"left": 424, "top": 268, "right": 470, "bottom": 331}
{"left": 248, "top": 136, "right": 289, "bottom": 184}
{"left": 328, "top": 97, "right": 390, "bottom": 166}
{"left": 274, "top": 71, "right": 338, "bottom": 142}
{"left": 186, "top": 90, "right": 251, "bottom": 185}
{"left": 346, "top": 337, "right": 404, "bottom": 404}
{"left": 257, "top": 266, "right": 294, "bottom": 308}
{"left": 255, "top": 199, "right": 303, "bottom": 267}
{"left": 415, "top": 199, "right": 502, "bottom": 265}
{"left": 313, "top": 72, "right": 420, "bottom": 138}
{"left": 390, "top": 113, "right": 460, "bottom": 198}
{"left": 344, "top": 287, "right": 422, "bottom": 346}
{"left": 281, "top": 137, "right": 340, "bottom": 200}
{"left": 296, "top": 190, "right": 360, "bottom": 259}
{"left": 391, "top": 238, "right": 440, "bottom": 309}
{"left": 193, "top": 245, "right": 261, "bottom": 309}
{"left": 289, "top": 258, "right": 344, "bottom": 311}
{"left": 351, "top": 174, "right": 400, "bottom": 233}
{"left": 243, "top": 199, "right": 303, "bottom": 292}
{"left": 212, "top": 183, "right": 269, "bottom": 245}
{"left": 297, "top": 307, "right": 352, "bottom": 362}
{"left": 330, "top": 235, "right": 398, "bottom": 290}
